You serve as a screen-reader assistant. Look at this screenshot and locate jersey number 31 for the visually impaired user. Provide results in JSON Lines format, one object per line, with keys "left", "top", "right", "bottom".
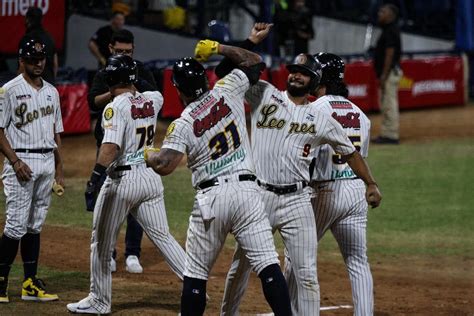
{"left": 209, "top": 121, "right": 241, "bottom": 160}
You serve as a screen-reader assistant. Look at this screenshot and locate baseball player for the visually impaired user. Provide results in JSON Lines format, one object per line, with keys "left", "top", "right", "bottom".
{"left": 67, "top": 55, "right": 186, "bottom": 314}
{"left": 0, "top": 38, "right": 64, "bottom": 303}
{"left": 146, "top": 41, "right": 292, "bottom": 315}
{"left": 284, "top": 53, "right": 375, "bottom": 315}
{"left": 215, "top": 26, "right": 381, "bottom": 315}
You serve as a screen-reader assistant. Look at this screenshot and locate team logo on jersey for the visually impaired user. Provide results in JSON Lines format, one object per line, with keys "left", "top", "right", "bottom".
{"left": 47, "top": 95, "right": 52, "bottom": 101}
{"left": 165, "top": 122, "right": 176, "bottom": 138}
{"left": 15, "top": 94, "right": 31, "bottom": 100}
{"left": 14, "top": 103, "right": 54, "bottom": 128}
{"left": 329, "top": 100, "right": 352, "bottom": 109}
{"left": 193, "top": 97, "right": 231, "bottom": 137}
{"left": 104, "top": 108, "right": 114, "bottom": 120}
{"left": 256, "top": 104, "right": 286, "bottom": 129}
{"left": 331, "top": 112, "right": 361, "bottom": 129}
{"left": 131, "top": 101, "right": 155, "bottom": 120}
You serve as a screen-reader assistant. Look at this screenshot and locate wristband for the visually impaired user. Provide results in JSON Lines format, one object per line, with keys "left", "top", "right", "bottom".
{"left": 242, "top": 39, "right": 257, "bottom": 50}
{"left": 90, "top": 164, "right": 107, "bottom": 183}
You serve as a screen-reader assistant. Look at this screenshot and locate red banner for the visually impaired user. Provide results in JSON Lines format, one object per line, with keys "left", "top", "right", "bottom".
{"left": 57, "top": 83, "right": 90, "bottom": 134}
{"left": 398, "top": 57, "right": 465, "bottom": 109}
{"left": 0, "top": 1, "right": 65, "bottom": 54}
{"left": 345, "top": 61, "right": 379, "bottom": 112}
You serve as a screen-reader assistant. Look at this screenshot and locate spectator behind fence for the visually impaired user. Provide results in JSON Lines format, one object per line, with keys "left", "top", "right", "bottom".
{"left": 89, "top": 11, "right": 125, "bottom": 69}
{"left": 274, "top": 0, "right": 314, "bottom": 59}
{"left": 18, "top": 7, "right": 58, "bottom": 85}
{"left": 371, "top": 4, "right": 402, "bottom": 145}
{"left": 87, "top": 29, "right": 157, "bottom": 274}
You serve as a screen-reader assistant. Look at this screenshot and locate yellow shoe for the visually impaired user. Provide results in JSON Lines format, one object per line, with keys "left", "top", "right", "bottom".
{"left": 21, "top": 277, "right": 58, "bottom": 302}
{"left": 0, "top": 277, "right": 8, "bottom": 303}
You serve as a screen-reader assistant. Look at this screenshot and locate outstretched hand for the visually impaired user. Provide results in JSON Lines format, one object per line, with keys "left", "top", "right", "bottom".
{"left": 249, "top": 23, "right": 273, "bottom": 44}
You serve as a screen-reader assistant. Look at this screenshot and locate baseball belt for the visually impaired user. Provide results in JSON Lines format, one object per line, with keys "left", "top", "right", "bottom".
{"left": 197, "top": 174, "right": 257, "bottom": 190}
{"left": 258, "top": 180, "right": 308, "bottom": 195}
{"left": 14, "top": 148, "right": 54, "bottom": 154}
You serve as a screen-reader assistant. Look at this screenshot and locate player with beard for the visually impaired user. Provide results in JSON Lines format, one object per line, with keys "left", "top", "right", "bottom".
{"left": 215, "top": 36, "right": 381, "bottom": 314}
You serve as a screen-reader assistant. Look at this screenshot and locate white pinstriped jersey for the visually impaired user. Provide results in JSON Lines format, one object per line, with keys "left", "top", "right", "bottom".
{"left": 102, "top": 91, "right": 163, "bottom": 165}
{"left": 311, "top": 95, "right": 371, "bottom": 181}
{"left": 0, "top": 74, "right": 63, "bottom": 149}
{"left": 245, "top": 81, "right": 356, "bottom": 184}
{"left": 162, "top": 69, "right": 255, "bottom": 187}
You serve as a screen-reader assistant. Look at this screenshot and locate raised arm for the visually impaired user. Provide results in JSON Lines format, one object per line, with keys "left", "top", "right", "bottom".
{"left": 215, "top": 23, "right": 272, "bottom": 78}
{"left": 195, "top": 39, "right": 262, "bottom": 68}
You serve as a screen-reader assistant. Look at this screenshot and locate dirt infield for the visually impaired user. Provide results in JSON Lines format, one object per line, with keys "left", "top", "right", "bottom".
{"left": 3, "top": 104, "right": 474, "bottom": 315}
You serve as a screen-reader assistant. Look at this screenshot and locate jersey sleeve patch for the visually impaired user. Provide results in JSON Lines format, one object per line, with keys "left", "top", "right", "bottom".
{"left": 165, "top": 122, "right": 176, "bottom": 139}
{"left": 104, "top": 108, "right": 114, "bottom": 120}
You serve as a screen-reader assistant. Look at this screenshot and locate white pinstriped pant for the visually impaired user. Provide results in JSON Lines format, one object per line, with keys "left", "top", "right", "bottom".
{"left": 184, "top": 180, "right": 279, "bottom": 280}
{"left": 1, "top": 153, "right": 55, "bottom": 240}
{"left": 87, "top": 166, "right": 186, "bottom": 313}
{"left": 221, "top": 186, "right": 319, "bottom": 316}
{"left": 285, "top": 179, "right": 373, "bottom": 316}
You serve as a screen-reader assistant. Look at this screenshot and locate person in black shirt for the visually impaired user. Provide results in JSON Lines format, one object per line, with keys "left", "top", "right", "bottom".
{"left": 89, "top": 11, "right": 125, "bottom": 69}
{"left": 372, "top": 4, "right": 402, "bottom": 144}
{"left": 18, "top": 7, "right": 58, "bottom": 84}
{"left": 87, "top": 29, "right": 156, "bottom": 273}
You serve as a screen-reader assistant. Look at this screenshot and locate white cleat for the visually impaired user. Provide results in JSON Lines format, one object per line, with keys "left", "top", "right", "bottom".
{"left": 110, "top": 258, "right": 117, "bottom": 273}
{"left": 67, "top": 296, "right": 110, "bottom": 314}
{"left": 125, "top": 255, "right": 143, "bottom": 274}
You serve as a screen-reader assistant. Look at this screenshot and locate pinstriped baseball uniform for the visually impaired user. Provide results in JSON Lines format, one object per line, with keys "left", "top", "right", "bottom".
{"left": 0, "top": 74, "right": 62, "bottom": 240}
{"left": 162, "top": 69, "right": 279, "bottom": 281}
{"left": 285, "top": 95, "right": 373, "bottom": 315}
{"left": 221, "top": 81, "right": 356, "bottom": 316}
{"left": 86, "top": 90, "right": 186, "bottom": 313}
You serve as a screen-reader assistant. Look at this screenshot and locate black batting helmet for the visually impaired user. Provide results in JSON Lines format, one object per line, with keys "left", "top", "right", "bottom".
{"left": 19, "top": 38, "right": 46, "bottom": 59}
{"left": 172, "top": 57, "right": 208, "bottom": 99}
{"left": 103, "top": 54, "right": 138, "bottom": 87}
{"left": 286, "top": 54, "right": 322, "bottom": 90}
{"left": 314, "top": 52, "right": 345, "bottom": 85}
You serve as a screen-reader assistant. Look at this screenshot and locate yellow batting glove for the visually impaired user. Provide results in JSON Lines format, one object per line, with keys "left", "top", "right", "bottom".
{"left": 144, "top": 147, "right": 160, "bottom": 162}
{"left": 52, "top": 180, "right": 65, "bottom": 196}
{"left": 194, "top": 39, "right": 219, "bottom": 62}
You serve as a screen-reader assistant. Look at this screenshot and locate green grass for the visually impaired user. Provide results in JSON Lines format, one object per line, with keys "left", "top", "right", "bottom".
{"left": 1, "top": 139, "right": 473, "bottom": 257}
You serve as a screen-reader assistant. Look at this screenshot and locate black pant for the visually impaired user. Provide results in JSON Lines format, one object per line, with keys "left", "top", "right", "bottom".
{"left": 113, "top": 213, "right": 143, "bottom": 259}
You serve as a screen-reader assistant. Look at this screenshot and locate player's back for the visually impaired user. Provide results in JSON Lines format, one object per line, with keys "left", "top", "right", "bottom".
{"left": 311, "top": 95, "right": 371, "bottom": 181}
{"left": 169, "top": 69, "right": 256, "bottom": 187}
{"left": 102, "top": 90, "right": 163, "bottom": 164}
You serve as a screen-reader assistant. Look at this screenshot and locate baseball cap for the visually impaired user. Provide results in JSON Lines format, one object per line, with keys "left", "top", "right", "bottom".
{"left": 19, "top": 38, "right": 46, "bottom": 59}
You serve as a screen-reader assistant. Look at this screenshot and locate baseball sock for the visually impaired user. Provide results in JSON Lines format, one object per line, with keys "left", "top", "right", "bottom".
{"left": 20, "top": 233, "right": 40, "bottom": 280}
{"left": 0, "top": 234, "right": 20, "bottom": 278}
{"left": 258, "top": 263, "right": 292, "bottom": 316}
{"left": 180, "top": 276, "right": 207, "bottom": 316}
